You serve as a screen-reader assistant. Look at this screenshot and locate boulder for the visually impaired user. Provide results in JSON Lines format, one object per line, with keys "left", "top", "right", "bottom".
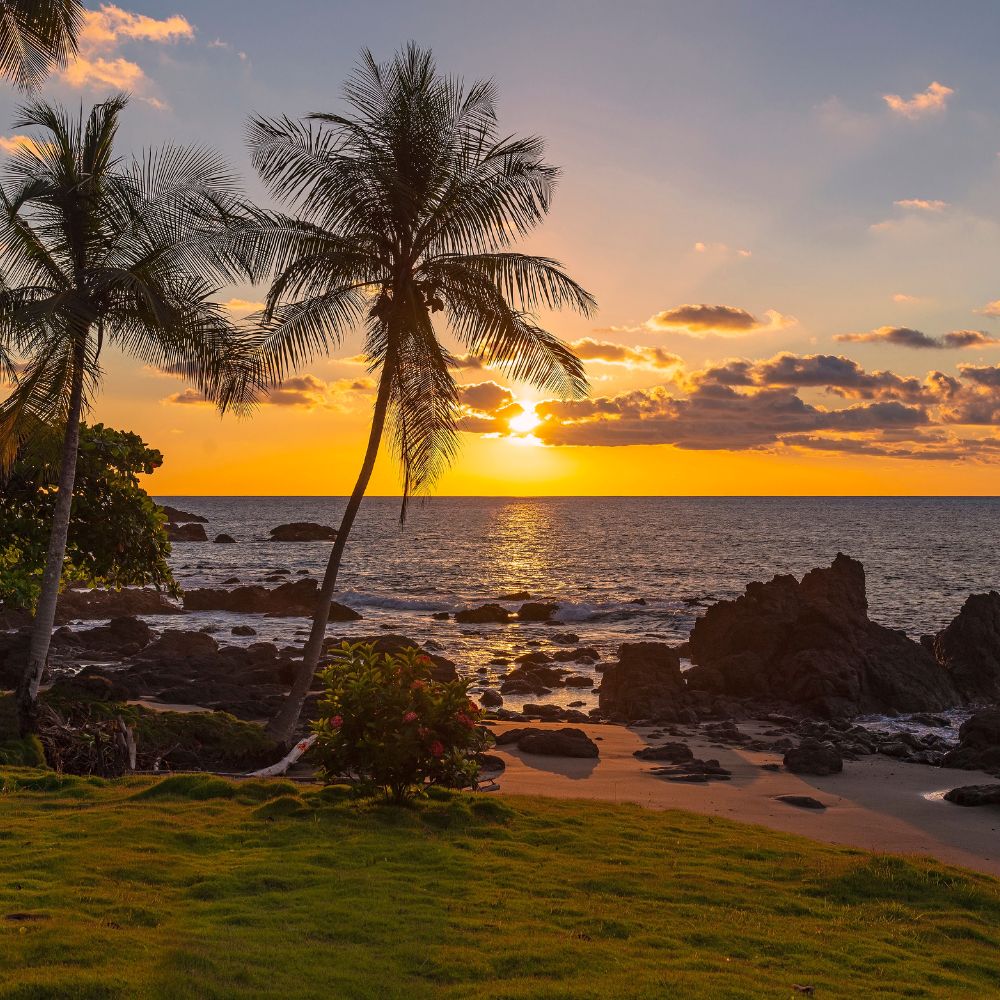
{"left": 328, "top": 601, "right": 362, "bottom": 623}
{"left": 455, "top": 603, "right": 511, "bottom": 625}
{"left": 183, "top": 579, "right": 360, "bottom": 621}
{"left": 685, "top": 554, "right": 959, "bottom": 718}
{"left": 159, "top": 505, "right": 208, "bottom": 523}
{"left": 932, "top": 592, "right": 1000, "bottom": 703}
{"left": 137, "top": 629, "right": 219, "bottom": 662}
{"left": 231, "top": 625, "right": 257, "bottom": 637}
{"left": 943, "top": 784, "right": 1000, "bottom": 807}
{"left": 167, "top": 522, "right": 208, "bottom": 542}
{"left": 269, "top": 522, "right": 337, "bottom": 542}
{"left": 774, "top": 794, "right": 826, "bottom": 810}
{"left": 516, "top": 727, "right": 599, "bottom": 758}
{"left": 783, "top": 739, "right": 843, "bottom": 776}
{"left": 214, "top": 533, "right": 236, "bottom": 544}
{"left": 942, "top": 710, "right": 1000, "bottom": 776}
{"left": 51, "top": 616, "right": 151, "bottom": 658}
{"left": 598, "top": 642, "right": 685, "bottom": 722}
{"left": 517, "top": 601, "right": 558, "bottom": 622}
{"left": 633, "top": 741, "right": 694, "bottom": 763}
{"left": 479, "top": 689, "right": 503, "bottom": 708}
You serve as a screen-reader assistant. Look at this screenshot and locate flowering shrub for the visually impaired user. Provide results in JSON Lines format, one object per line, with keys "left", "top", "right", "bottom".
{"left": 311, "top": 642, "right": 492, "bottom": 802}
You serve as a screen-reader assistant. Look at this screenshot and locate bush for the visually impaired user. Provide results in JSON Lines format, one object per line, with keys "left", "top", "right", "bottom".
{"left": 312, "top": 642, "right": 492, "bottom": 802}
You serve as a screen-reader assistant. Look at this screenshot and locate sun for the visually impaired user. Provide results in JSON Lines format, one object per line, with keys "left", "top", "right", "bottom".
{"left": 507, "top": 405, "right": 541, "bottom": 435}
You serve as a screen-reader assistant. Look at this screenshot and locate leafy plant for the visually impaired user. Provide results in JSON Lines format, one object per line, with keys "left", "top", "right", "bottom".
{"left": 312, "top": 642, "right": 492, "bottom": 803}
{"left": 0, "top": 421, "right": 176, "bottom": 610}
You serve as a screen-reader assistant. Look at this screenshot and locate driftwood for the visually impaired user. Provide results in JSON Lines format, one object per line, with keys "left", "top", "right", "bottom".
{"left": 246, "top": 735, "right": 318, "bottom": 778}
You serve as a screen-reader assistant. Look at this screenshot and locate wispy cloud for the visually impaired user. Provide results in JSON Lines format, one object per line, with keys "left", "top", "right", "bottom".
{"left": 883, "top": 81, "right": 954, "bottom": 119}
{"left": 894, "top": 198, "right": 949, "bottom": 212}
{"left": 835, "top": 326, "right": 1000, "bottom": 350}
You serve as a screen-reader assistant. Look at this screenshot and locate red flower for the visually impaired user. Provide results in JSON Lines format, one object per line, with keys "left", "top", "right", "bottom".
{"left": 466, "top": 699, "right": 480, "bottom": 714}
{"left": 330, "top": 715, "right": 343, "bottom": 729}
{"left": 429, "top": 740, "right": 445, "bottom": 758}
{"left": 455, "top": 712, "right": 474, "bottom": 728}
{"left": 403, "top": 711, "right": 418, "bottom": 723}
{"left": 410, "top": 679, "right": 426, "bottom": 690}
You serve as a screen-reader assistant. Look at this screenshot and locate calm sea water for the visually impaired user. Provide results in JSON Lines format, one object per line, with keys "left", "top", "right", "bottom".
{"left": 152, "top": 497, "right": 1000, "bottom": 713}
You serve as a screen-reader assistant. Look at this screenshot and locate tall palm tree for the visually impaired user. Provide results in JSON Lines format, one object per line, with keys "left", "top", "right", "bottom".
{"left": 0, "top": 94, "right": 257, "bottom": 732}
{"left": 235, "top": 45, "right": 596, "bottom": 745}
{"left": 0, "top": 0, "right": 82, "bottom": 90}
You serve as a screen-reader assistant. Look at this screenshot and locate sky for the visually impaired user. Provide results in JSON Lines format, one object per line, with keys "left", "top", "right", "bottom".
{"left": 4, "top": 0, "right": 1000, "bottom": 495}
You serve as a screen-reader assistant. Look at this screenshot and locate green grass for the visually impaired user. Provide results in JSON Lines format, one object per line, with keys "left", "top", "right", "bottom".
{"left": 0, "top": 770, "right": 998, "bottom": 999}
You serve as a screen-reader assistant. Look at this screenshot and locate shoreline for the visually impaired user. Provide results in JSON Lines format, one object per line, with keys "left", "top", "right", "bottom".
{"left": 489, "top": 720, "right": 1000, "bottom": 878}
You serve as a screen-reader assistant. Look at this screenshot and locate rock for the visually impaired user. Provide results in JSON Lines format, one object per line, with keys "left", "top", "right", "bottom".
{"left": 598, "top": 642, "right": 685, "bottom": 723}
{"left": 214, "top": 533, "right": 236, "bottom": 543}
{"left": 223, "top": 577, "right": 240, "bottom": 585}
{"left": 231, "top": 625, "right": 257, "bottom": 637}
{"left": 159, "top": 505, "right": 208, "bottom": 523}
{"left": 328, "top": 601, "right": 362, "bottom": 623}
{"left": 650, "top": 758, "right": 731, "bottom": 781}
{"left": 561, "top": 675, "right": 594, "bottom": 688}
{"left": 477, "top": 753, "right": 506, "bottom": 773}
{"left": 933, "top": 592, "right": 1000, "bottom": 703}
{"left": 52, "top": 616, "right": 151, "bottom": 658}
{"left": 942, "top": 709, "right": 1000, "bottom": 776}
{"left": 520, "top": 703, "right": 567, "bottom": 721}
{"left": 183, "top": 579, "right": 359, "bottom": 621}
{"left": 455, "top": 603, "right": 511, "bottom": 624}
{"left": 516, "top": 728, "right": 599, "bottom": 758}
{"left": 500, "top": 591, "right": 532, "bottom": 601}
{"left": 943, "top": 784, "right": 1000, "bottom": 807}
{"left": 550, "top": 632, "right": 580, "bottom": 645}
{"left": 774, "top": 794, "right": 827, "bottom": 810}
{"left": 909, "top": 713, "right": 950, "bottom": 727}
{"left": 686, "top": 554, "right": 959, "bottom": 718}
{"left": 633, "top": 741, "right": 694, "bottom": 763}
{"left": 479, "top": 690, "right": 503, "bottom": 707}
{"left": 54, "top": 588, "right": 181, "bottom": 622}
{"left": 514, "top": 650, "right": 550, "bottom": 666}
{"left": 137, "top": 629, "right": 220, "bottom": 662}
{"left": 431, "top": 612, "right": 450, "bottom": 620}
{"left": 783, "top": 739, "right": 843, "bottom": 776}
{"left": 166, "top": 522, "right": 208, "bottom": 542}
{"left": 517, "top": 601, "right": 558, "bottom": 622}
{"left": 268, "top": 522, "right": 337, "bottom": 542}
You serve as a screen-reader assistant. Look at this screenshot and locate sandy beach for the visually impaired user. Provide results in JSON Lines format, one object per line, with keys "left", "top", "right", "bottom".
{"left": 490, "top": 721, "right": 1000, "bottom": 877}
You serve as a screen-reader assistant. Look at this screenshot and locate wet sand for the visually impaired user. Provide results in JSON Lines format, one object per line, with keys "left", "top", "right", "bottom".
{"left": 491, "top": 721, "right": 1000, "bottom": 878}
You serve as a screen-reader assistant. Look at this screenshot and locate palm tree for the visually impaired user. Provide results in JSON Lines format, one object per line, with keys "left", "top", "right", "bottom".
{"left": 235, "top": 45, "right": 596, "bottom": 745}
{"left": 0, "top": 0, "right": 82, "bottom": 90}
{"left": 0, "top": 94, "right": 257, "bottom": 732}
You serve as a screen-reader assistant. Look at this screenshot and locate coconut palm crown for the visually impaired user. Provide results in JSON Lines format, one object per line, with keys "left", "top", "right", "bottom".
{"left": 233, "top": 44, "right": 596, "bottom": 743}
{"left": 0, "top": 0, "right": 83, "bottom": 91}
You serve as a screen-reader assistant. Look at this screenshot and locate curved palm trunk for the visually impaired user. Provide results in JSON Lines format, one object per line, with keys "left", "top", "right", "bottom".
{"left": 17, "top": 350, "right": 85, "bottom": 735}
{"left": 266, "top": 352, "right": 396, "bottom": 745}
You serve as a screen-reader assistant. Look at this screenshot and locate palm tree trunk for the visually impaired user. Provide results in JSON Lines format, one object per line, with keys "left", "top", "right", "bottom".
{"left": 17, "top": 348, "right": 86, "bottom": 735}
{"left": 266, "top": 349, "right": 397, "bottom": 745}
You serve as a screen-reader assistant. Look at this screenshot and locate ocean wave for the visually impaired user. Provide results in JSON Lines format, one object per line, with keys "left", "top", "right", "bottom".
{"left": 335, "top": 590, "right": 452, "bottom": 613}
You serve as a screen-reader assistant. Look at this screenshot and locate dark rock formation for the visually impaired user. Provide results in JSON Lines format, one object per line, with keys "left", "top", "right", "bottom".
{"left": 232, "top": 624, "right": 257, "bottom": 636}
{"left": 455, "top": 603, "right": 511, "bottom": 624}
{"left": 633, "top": 741, "right": 693, "bottom": 763}
{"left": 159, "top": 505, "right": 208, "bottom": 523}
{"left": 942, "top": 710, "right": 1000, "bottom": 776}
{"left": 598, "top": 642, "right": 685, "bottom": 722}
{"left": 167, "top": 522, "right": 208, "bottom": 542}
{"left": 479, "top": 689, "right": 503, "bottom": 708}
{"left": 686, "top": 554, "right": 959, "bottom": 718}
{"left": 943, "top": 784, "right": 1000, "bottom": 806}
{"left": 517, "top": 601, "right": 558, "bottom": 622}
{"left": 55, "top": 588, "right": 181, "bottom": 622}
{"left": 51, "top": 616, "right": 151, "bottom": 658}
{"left": 214, "top": 533, "right": 236, "bottom": 544}
{"left": 183, "top": 579, "right": 360, "bottom": 620}
{"left": 650, "top": 758, "right": 731, "bottom": 782}
{"left": 783, "top": 739, "right": 843, "bottom": 775}
{"left": 269, "top": 522, "right": 337, "bottom": 542}
{"left": 932, "top": 592, "right": 1000, "bottom": 703}
{"left": 774, "top": 794, "right": 826, "bottom": 810}
{"left": 516, "top": 727, "right": 599, "bottom": 758}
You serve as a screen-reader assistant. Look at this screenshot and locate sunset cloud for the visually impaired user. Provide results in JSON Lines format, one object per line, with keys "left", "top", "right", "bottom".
{"left": 163, "top": 374, "right": 375, "bottom": 410}
{"left": 693, "top": 241, "right": 752, "bottom": 258}
{"left": 893, "top": 198, "right": 948, "bottom": 212}
{"left": 569, "top": 338, "right": 683, "bottom": 372}
{"left": 835, "top": 326, "right": 1000, "bottom": 350}
{"left": 977, "top": 300, "right": 1000, "bottom": 318}
{"left": 0, "top": 135, "right": 43, "bottom": 156}
{"left": 646, "top": 304, "right": 796, "bottom": 338}
{"left": 883, "top": 81, "right": 953, "bottom": 118}
{"left": 60, "top": 4, "right": 194, "bottom": 102}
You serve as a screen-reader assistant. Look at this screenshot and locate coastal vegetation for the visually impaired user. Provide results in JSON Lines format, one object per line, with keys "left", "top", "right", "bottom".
{"left": 1, "top": 771, "right": 999, "bottom": 999}
{"left": 0, "top": 421, "right": 175, "bottom": 611}
{"left": 0, "top": 0, "right": 82, "bottom": 91}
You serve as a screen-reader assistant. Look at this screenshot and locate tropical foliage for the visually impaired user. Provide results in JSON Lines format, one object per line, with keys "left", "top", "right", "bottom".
{"left": 0, "top": 0, "right": 82, "bottom": 91}
{"left": 0, "top": 421, "right": 175, "bottom": 610}
{"left": 312, "top": 642, "right": 492, "bottom": 802}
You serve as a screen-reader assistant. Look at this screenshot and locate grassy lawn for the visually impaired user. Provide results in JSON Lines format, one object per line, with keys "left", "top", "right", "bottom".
{"left": 0, "top": 770, "right": 997, "bottom": 999}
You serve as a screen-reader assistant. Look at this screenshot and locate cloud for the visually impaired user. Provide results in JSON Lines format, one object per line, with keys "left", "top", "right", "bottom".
{"left": 835, "top": 326, "right": 1000, "bottom": 350}
{"left": 163, "top": 373, "right": 375, "bottom": 410}
{"left": 0, "top": 135, "right": 42, "bottom": 156}
{"left": 222, "top": 298, "right": 264, "bottom": 319}
{"left": 646, "top": 304, "right": 795, "bottom": 338}
{"left": 459, "top": 381, "right": 514, "bottom": 413}
{"left": 569, "top": 338, "right": 683, "bottom": 372}
{"left": 894, "top": 198, "right": 948, "bottom": 212}
{"left": 693, "top": 241, "right": 752, "bottom": 258}
{"left": 60, "top": 4, "right": 194, "bottom": 100}
{"left": 977, "top": 300, "right": 1000, "bottom": 318}
{"left": 891, "top": 293, "right": 923, "bottom": 304}
{"left": 883, "top": 81, "right": 954, "bottom": 118}
{"left": 164, "top": 387, "right": 209, "bottom": 406}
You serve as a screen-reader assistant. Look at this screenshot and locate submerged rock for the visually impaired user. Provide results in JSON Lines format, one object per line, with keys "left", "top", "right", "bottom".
{"left": 685, "top": 554, "right": 959, "bottom": 718}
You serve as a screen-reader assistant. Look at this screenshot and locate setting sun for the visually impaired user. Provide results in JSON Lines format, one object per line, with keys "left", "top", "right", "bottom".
{"left": 507, "top": 404, "right": 541, "bottom": 435}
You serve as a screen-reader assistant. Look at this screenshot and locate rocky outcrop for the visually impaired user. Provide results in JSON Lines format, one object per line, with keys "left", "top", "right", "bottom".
{"left": 685, "top": 554, "right": 960, "bottom": 718}
{"left": 51, "top": 616, "right": 152, "bottom": 658}
{"left": 943, "top": 784, "right": 1000, "bottom": 806}
{"left": 182, "top": 579, "right": 361, "bottom": 620}
{"left": 55, "top": 588, "right": 181, "bottom": 622}
{"left": 932, "top": 593, "right": 1000, "bottom": 703}
{"left": 159, "top": 505, "right": 207, "bottom": 523}
{"left": 598, "top": 642, "right": 686, "bottom": 722}
{"left": 495, "top": 726, "right": 598, "bottom": 758}
{"left": 269, "top": 522, "right": 337, "bottom": 542}
{"left": 942, "top": 710, "right": 1000, "bottom": 776}
{"left": 214, "top": 533, "right": 236, "bottom": 544}
{"left": 517, "top": 602, "right": 558, "bottom": 622}
{"left": 167, "top": 522, "right": 208, "bottom": 542}
{"left": 455, "top": 603, "right": 511, "bottom": 624}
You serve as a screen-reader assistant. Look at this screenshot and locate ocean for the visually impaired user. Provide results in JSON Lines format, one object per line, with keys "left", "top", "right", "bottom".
{"left": 153, "top": 496, "right": 1000, "bottom": 716}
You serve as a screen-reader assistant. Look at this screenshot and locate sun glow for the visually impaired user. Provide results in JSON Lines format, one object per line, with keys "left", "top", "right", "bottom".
{"left": 507, "top": 404, "right": 541, "bottom": 435}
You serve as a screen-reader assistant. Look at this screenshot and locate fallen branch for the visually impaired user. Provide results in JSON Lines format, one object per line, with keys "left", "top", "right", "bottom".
{"left": 246, "top": 734, "right": 317, "bottom": 778}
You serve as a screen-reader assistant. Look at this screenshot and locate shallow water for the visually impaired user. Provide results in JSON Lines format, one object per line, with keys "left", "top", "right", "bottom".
{"left": 152, "top": 496, "right": 1000, "bottom": 713}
